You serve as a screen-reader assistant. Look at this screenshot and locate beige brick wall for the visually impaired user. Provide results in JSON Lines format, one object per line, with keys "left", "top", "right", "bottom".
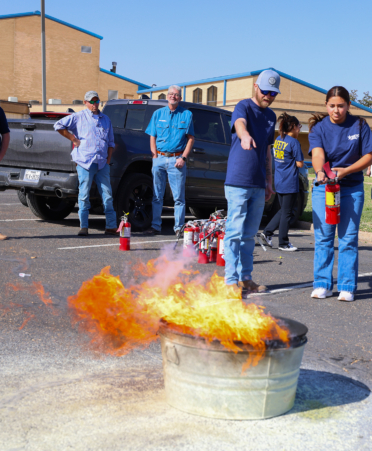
{"left": 225, "top": 77, "right": 253, "bottom": 106}
{"left": 0, "top": 15, "right": 141, "bottom": 104}
{"left": 98, "top": 71, "right": 139, "bottom": 101}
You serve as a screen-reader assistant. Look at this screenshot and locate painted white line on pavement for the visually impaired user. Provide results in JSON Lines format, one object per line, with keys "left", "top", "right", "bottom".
{"left": 0, "top": 203, "right": 22, "bottom": 206}
{"left": 58, "top": 238, "right": 178, "bottom": 250}
{"left": 250, "top": 272, "right": 372, "bottom": 297}
{"left": 0, "top": 218, "right": 42, "bottom": 222}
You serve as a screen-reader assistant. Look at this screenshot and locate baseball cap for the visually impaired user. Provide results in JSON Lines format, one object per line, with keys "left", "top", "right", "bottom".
{"left": 256, "top": 70, "right": 281, "bottom": 94}
{"left": 84, "top": 91, "right": 100, "bottom": 101}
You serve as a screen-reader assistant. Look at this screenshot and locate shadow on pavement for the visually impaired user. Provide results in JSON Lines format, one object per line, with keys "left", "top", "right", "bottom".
{"left": 289, "top": 369, "right": 370, "bottom": 415}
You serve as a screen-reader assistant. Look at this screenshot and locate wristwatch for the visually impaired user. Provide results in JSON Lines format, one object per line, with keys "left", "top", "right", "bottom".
{"left": 181, "top": 156, "right": 187, "bottom": 162}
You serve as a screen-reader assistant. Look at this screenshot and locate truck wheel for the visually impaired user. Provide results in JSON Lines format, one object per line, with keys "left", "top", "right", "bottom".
{"left": 26, "top": 193, "right": 75, "bottom": 220}
{"left": 189, "top": 206, "right": 215, "bottom": 220}
{"left": 17, "top": 190, "right": 28, "bottom": 207}
{"left": 116, "top": 173, "right": 153, "bottom": 231}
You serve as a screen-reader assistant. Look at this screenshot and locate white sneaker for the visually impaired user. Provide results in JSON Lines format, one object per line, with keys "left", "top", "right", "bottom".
{"left": 278, "top": 242, "right": 297, "bottom": 252}
{"left": 311, "top": 288, "right": 333, "bottom": 299}
{"left": 338, "top": 291, "right": 355, "bottom": 302}
{"left": 260, "top": 232, "right": 273, "bottom": 248}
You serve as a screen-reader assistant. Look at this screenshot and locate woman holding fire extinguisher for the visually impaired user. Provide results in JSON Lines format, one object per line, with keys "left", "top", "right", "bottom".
{"left": 309, "top": 86, "right": 372, "bottom": 302}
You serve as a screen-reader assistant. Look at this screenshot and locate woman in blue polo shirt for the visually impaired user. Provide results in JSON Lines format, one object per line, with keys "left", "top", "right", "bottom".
{"left": 261, "top": 113, "right": 304, "bottom": 251}
{"left": 309, "top": 86, "right": 372, "bottom": 302}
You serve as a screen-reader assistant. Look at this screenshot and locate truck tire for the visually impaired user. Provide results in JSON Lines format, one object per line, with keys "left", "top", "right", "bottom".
{"left": 189, "top": 206, "right": 216, "bottom": 220}
{"left": 265, "top": 192, "right": 303, "bottom": 227}
{"left": 26, "top": 193, "right": 75, "bottom": 220}
{"left": 17, "top": 190, "right": 28, "bottom": 207}
{"left": 115, "top": 173, "right": 153, "bottom": 231}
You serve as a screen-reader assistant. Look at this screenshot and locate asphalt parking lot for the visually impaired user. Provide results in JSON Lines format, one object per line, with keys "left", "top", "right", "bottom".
{"left": 1, "top": 189, "right": 372, "bottom": 451}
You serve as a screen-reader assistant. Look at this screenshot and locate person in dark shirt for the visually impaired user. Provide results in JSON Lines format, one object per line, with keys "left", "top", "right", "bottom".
{"left": 224, "top": 70, "right": 280, "bottom": 294}
{"left": 261, "top": 113, "right": 304, "bottom": 251}
{"left": 309, "top": 86, "right": 372, "bottom": 302}
{"left": 0, "top": 107, "right": 10, "bottom": 241}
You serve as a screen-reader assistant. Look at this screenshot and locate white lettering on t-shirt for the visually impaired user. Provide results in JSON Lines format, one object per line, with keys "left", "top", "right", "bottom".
{"left": 268, "top": 121, "right": 275, "bottom": 127}
{"left": 348, "top": 134, "right": 359, "bottom": 140}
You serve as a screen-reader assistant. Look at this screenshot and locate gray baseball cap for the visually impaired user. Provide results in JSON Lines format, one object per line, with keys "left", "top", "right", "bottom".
{"left": 256, "top": 70, "right": 281, "bottom": 94}
{"left": 84, "top": 90, "right": 100, "bottom": 101}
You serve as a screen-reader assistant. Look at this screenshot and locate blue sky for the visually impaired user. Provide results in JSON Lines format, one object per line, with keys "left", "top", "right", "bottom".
{"left": 3, "top": 0, "right": 372, "bottom": 98}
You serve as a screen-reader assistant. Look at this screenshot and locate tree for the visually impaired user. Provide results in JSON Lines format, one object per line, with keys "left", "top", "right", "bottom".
{"left": 359, "top": 91, "right": 372, "bottom": 108}
{"left": 350, "top": 89, "right": 358, "bottom": 102}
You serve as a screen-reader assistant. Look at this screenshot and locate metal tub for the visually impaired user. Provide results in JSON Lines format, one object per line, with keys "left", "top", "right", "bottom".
{"left": 159, "top": 318, "right": 307, "bottom": 420}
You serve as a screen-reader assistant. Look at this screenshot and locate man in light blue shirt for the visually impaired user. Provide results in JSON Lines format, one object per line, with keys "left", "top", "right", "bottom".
{"left": 145, "top": 85, "right": 195, "bottom": 236}
{"left": 54, "top": 91, "right": 117, "bottom": 236}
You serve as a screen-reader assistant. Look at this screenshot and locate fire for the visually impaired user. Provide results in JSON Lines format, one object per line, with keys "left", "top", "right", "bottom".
{"left": 68, "top": 256, "right": 290, "bottom": 367}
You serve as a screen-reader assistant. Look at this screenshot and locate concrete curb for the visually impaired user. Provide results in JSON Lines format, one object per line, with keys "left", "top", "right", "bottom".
{"left": 294, "top": 220, "right": 314, "bottom": 232}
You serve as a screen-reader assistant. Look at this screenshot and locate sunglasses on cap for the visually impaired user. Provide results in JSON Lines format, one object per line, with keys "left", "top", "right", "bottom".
{"left": 259, "top": 88, "right": 278, "bottom": 97}
{"left": 88, "top": 99, "right": 100, "bottom": 104}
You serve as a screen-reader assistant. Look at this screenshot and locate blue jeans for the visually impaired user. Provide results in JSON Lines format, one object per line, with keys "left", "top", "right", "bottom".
{"left": 151, "top": 156, "right": 186, "bottom": 232}
{"left": 224, "top": 185, "right": 265, "bottom": 285}
{"left": 76, "top": 163, "right": 117, "bottom": 229}
{"left": 312, "top": 183, "right": 364, "bottom": 293}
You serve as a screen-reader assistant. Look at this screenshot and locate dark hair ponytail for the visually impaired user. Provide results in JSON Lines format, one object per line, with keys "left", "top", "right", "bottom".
{"left": 309, "top": 86, "right": 366, "bottom": 131}
{"left": 278, "top": 113, "right": 300, "bottom": 138}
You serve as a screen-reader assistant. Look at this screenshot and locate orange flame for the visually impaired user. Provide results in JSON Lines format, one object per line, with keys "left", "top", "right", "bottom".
{"left": 68, "top": 256, "right": 290, "bottom": 367}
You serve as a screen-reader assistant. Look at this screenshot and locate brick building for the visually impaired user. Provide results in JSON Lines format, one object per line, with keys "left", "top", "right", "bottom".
{"left": 138, "top": 69, "right": 372, "bottom": 155}
{"left": 0, "top": 11, "right": 150, "bottom": 108}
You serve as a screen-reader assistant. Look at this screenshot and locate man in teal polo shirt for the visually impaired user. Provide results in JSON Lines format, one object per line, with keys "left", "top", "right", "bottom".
{"left": 145, "top": 85, "right": 195, "bottom": 236}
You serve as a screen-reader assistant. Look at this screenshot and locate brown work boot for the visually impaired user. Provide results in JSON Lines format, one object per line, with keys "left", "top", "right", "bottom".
{"left": 239, "top": 280, "right": 268, "bottom": 293}
{"left": 105, "top": 228, "right": 119, "bottom": 236}
{"left": 78, "top": 228, "right": 88, "bottom": 236}
{"left": 0, "top": 233, "right": 8, "bottom": 241}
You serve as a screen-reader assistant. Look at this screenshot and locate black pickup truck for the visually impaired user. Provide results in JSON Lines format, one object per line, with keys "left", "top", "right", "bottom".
{"left": 0, "top": 100, "right": 309, "bottom": 230}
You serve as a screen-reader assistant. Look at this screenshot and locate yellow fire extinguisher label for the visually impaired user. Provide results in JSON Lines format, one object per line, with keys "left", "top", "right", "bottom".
{"left": 326, "top": 191, "right": 340, "bottom": 206}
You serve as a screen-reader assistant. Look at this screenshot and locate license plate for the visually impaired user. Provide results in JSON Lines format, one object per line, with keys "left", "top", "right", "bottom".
{"left": 24, "top": 169, "right": 41, "bottom": 182}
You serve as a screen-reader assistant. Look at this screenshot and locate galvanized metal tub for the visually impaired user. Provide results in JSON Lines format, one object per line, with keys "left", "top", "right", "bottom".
{"left": 159, "top": 317, "right": 307, "bottom": 420}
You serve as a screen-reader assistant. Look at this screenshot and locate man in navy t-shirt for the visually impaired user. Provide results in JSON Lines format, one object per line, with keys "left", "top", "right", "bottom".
{"left": 0, "top": 106, "right": 10, "bottom": 241}
{"left": 224, "top": 69, "right": 280, "bottom": 293}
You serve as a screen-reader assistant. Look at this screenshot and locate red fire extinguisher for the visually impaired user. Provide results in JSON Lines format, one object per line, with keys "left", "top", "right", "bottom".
{"left": 193, "top": 225, "right": 200, "bottom": 246}
{"left": 217, "top": 231, "right": 225, "bottom": 267}
{"left": 325, "top": 181, "right": 340, "bottom": 225}
{"left": 198, "top": 231, "right": 209, "bottom": 264}
{"left": 183, "top": 225, "right": 195, "bottom": 257}
{"left": 117, "top": 213, "right": 131, "bottom": 250}
{"left": 315, "top": 162, "right": 340, "bottom": 225}
{"left": 209, "top": 231, "right": 219, "bottom": 263}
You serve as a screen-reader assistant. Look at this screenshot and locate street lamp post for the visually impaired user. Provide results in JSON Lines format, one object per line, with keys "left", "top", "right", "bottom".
{"left": 41, "top": 0, "right": 47, "bottom": 111}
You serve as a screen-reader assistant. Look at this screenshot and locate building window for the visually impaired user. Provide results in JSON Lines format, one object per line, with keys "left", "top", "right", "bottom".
{"left": 207, "top": 86, "right": 217, "bottom": 107}
{"left": 158, "top": 93, "right": 166, "bottom": 99}
{"left": 81, "top": 46, "right": 92, "bottom": 53}
{"left": 193, "top": 88, "right": 202, "bottom": 104}
{"left": 108, "top": 90, "right": 118, "bottom": 100}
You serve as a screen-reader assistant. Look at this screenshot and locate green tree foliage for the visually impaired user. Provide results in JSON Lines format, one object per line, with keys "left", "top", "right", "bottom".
{"left": 350, "top": 89, "right": 358, "bottom": 101}
{"left": 360, "top": 91, "right": 372, "bottom": 108}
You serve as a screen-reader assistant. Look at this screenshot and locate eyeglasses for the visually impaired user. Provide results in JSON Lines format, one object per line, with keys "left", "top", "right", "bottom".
{"left": 298, "top": 124, "right": 302, "bottom": 129}
{"left": 88, "top": 99, "right": 100, "bottom": 104}
{"left": 259, "top": 88, "right": 278, "bottom": 97}
{"left": 168, "top": 93, "right": 180, "bottom": 97}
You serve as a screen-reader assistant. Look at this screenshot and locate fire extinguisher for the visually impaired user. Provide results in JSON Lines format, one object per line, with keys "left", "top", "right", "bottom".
{"left": 217, "top": 231, "right": 225, "bottom": 267}
{"left": 198, "top": 231, "right": 209, "bottom": 264}
{"left": 315, "top": 162, "right": 340, "bottom": 225}
{"left": 117, "top": 213, "right": 131, "bottom": 250}
{"left": 325, "top": 181, "right": 340, "bottom": 225}
{"left": 193, "top": 225, "right": 200, "bottom": 246}
{"left": 209, "top": 231, "right": 219, "bottom": 263}
{"left": 183, "top": 225, "right": 195, "bottom": 257}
